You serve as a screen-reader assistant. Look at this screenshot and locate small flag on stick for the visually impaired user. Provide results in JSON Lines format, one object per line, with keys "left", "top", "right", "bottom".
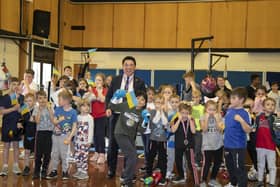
{"left": 10, "top": 93, "right": 18, "bottom": 105}
{"left": 20, "top": 103, "right": 29, "bottom": 115}
{"left": 126, "top": 91, "right": 138, "bottom": 109}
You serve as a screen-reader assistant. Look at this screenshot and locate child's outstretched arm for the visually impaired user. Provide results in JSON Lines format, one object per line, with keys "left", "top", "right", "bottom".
{"left": 234, "top": 114, "right": 252, "bottom": 133}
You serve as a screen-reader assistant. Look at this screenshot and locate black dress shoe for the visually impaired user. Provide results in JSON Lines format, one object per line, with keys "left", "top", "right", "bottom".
{"left": 107, "top": 170, "right": 115, "bottom": 179}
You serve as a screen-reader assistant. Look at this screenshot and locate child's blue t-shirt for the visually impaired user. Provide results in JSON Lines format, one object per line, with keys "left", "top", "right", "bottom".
{"left": 224, "top": 108, "right": 250, "bottom": 149}
{"left": 54, "top": 106, "right": 77, "bottom": 135}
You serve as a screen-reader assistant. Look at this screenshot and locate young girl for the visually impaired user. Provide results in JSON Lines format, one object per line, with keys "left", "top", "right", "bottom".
{"left": 267, "top": 82, "right": 280, "bottom": 114}
{"left": 171, "top": 103, "right": 198, "bottom": 185}
{"left": 166, "top": 94, "right": 180, "bottom": 180}
{"left": 0, "top": 77, "right": 23, "bottom": 176}
{"left": 139, "top": 86, "right": 156, "bottom": 173}
{"left": 255, "top": 98, "right": 278, "bottom": 186}
{"left": 161, "top": 84, "right": 175, "bottom": 112}
{"left": 252, "top": 86, "right": 267, "bottom": 115}
{"left": 73, "top": 99, "right": 94, "bottom": 180}
{"left": 89, "top": 73, "right": 107, "bottom": 164}
{"left": 200, "top": 100, "right": 224, "bottom": 187}
{"left": 143, "top": 94, "right": 168, "bottom": 186}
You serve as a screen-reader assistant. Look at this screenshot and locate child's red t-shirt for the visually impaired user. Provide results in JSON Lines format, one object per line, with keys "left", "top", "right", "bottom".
{"left": 256, "top": 114, "right": 276, "bottom": 150}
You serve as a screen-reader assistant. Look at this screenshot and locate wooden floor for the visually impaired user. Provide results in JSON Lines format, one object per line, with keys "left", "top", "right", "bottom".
{"left": 0, "top": 148, "right": 278, "bottom": 187}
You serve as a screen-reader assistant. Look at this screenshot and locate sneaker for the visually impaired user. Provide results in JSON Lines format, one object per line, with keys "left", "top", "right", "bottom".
{"left": 208, "top": 179, "right": 222, "bottom": 187}
{"left": 97, "top": 153, "right": 105, "bottom": 164}
{"left": 120, "top": 175, "right": 136, "bottom": 183}
{"left": 120, "top": 181, "right": 133, "bottom": 187}
{"left": 172, "top": 176, "right": 185, "bottom": 184}
{"left": 41, "top": 169, "right": 47, "bottom": 179}
{"left": 200, "top": 182, "right": 207, "bottom": 187}
{"left": 22, "top": 166, "right": 30, "bottom": 176}
{"left": 90, "top": 153, "right": 99, "bottom": 162}
{"left": 12, "top": 164, "right": 21, "bottom": 175}
{"left": 76, "top": 171, "right": 89, "bottom": 180}
{"left": 138, "top": 166, "right": 146, "bottom": 173}
{"left": 166, "top": 171, "right": 173, "bottom": 180}
{"left": 72, "top": 171, "right": 81, "bottom": 178}
{"left": 268, "top": 184, "right": 275, "bottom": 187}
{"left": 158, "top": 178, "right": 167, "bottom": 186}
{"left": 224, "top": 182, "right": 237, "bottom": 187}
{"left": 62, "top": 172, "right": 70, "bottom": 180}
{"left": 0, "top": 166, "right": 8, "bottom": 176}
{"left": 32, "top": 172, "right": 40, "bottom": 179}
{"left": 248, "top": 168, "right": 257, "bottom": 181}
{"left": 257, "top": 181, "right": 264, "bottom": 187}
{"left": 46, "top": 170, "right": 58, "bottom": 179}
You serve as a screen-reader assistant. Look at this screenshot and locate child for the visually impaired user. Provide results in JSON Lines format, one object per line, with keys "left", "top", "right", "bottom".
{"left": 32, "top": 90, "right": 54, "bottom": 179}
{"left": 21, "top": 93, "right": 37, "bottom": 176}
{"left": 224, "top": 87, "right": 252, "bottom": 187}
{"left": 171, "top": 103, "right": 198, "bottom": 185}
{"left": 109, "top": 90, "right": 147, "bottom": 186}
{"left": 267, "top": 82, "right": 280, "bottom": 114}
{"left": 166, "top": 94, "right": 180, "bottom": 179}
{"left": 139, "top": 86, "right": 156, "bottom": 173}
{"left": 76, "top": 78, "right": 89, "bottom": 98}
{"left": 47, "top": 89, "right": 77, "bottom": 180}
{"left": 182, "top": 71, "right": 200, "bottom": 102}
{"left": 200, "top": 100, "right": 224, "bottom": 187}
{"left": 73, "top": 99, "right": 94, "bottom": 180}
{"left": 255, "top": 98, "right": 279, "bottom": 186}
{"left": 191, "top": 90, "right": 205, "bottom": 168}
{"left": 89, "top": 73, "right": 107, "bottom": 164}
{"left": 144, "top": 94, "right": 168, "bottom": 186}
{"left": 0, "top": 77, "right": 23, "bottom": 176}
{"left": 252, "top": 86, "right": 267, "bottom": 115}
{"left": 244, "top": 98, "right": 258, "bottom": 181}
{"left": 161, "top": 84, "right": 175, "bottom": 112}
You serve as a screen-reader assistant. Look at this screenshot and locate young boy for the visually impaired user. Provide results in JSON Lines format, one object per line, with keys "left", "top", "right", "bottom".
{"left": 20, "top": 69, "right": 38, "bottom": 95}
{"left": 255, "top": 98, "right": 279, "bottom": 186}
{"left": 22, "top": 93, "right": 37, "bottom": 176}
{"left": 0, "top": 77, "right": 23, "bottom": 176}
{"left": 144, "top": 94, "right": 168, "bottom": 186}
{"left": 191, "top": 90, "right": 205, "bottom": 168}
{"left": 182, "top": 71, "right": 200, "bottom": 102}
{"left": 224, "top": 87, "right": 253, "bottom": 187}
{"left": 47, "top": 89, "right": 77, "bottom": 180}
{"left": 32, "top": 90, "right": 54, "bottom": 179}
{"left": 109, "top": 90, "right": 147, "bottom": 187}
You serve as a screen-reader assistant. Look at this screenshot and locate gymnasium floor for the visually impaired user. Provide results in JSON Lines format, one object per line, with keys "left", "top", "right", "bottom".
{"left": 0, "top": 143, "right": 278, "bottom": 187}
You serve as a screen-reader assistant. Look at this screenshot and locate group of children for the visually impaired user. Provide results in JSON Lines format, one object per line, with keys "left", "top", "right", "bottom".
{"left": 114, "top": 72, "right": 279, "bottom": 187}
{"left": 0, "top": 70, "right": 279, "bottom": 187}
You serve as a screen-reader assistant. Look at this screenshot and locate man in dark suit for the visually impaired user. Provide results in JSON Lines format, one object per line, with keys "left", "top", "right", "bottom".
{"left": 105, "top": 56, "right": 146, "bottom": 179}
{"left": 246, "top": 74, "right": 261, "bottom": 99}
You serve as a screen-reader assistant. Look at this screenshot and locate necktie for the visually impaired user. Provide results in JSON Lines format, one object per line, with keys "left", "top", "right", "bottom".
{"left": 124, "top": 76, "right": 129, "bottom": 91}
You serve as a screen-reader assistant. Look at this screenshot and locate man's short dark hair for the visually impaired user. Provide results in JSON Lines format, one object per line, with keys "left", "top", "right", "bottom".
{"left": 122, "top": 56, "right": 136, "bottom": 66}
{"left": 231, "top": 87, "right": 248, "bottom": 103}
{"left": 64, "top": 66, "right": 72, "bottom": 71}
{"left": 25, "top": 69, "right": 35, "bottom": 76}
{"left": 250, "top": 74, "right": 260, "bottom": 83}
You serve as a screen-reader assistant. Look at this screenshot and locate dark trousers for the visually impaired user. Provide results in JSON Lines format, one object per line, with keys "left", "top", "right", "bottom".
{"left": 115, "top": 134, "right": 137, "bottom": 183}
{"left": 201, "top": 147, "right": 223, "bottom": 181}
{"left": 224, "top": 148, "right": 247, "bottom": 187}
{"left": 107, "top": 114, "right": 120, "bottom": 173}
{"left": 34, "top": 131, "right": 52, "bottom": 173}
{"left": 94, "top": 116, "right": 107, "bottom": 153}
{"left": 141, "top": 133, "right": 150, "bottom": 167}
{"left": 175, "top": 147, "right": 200, "bottom": 185}
{"left": 247, "top": 133, "right": 258, "bottom": 171}
{"left": 194, "top": 131, "right": 202, "bottom": 165}
{"left": 146, "top": 140, "right": 167, "bottom": 177}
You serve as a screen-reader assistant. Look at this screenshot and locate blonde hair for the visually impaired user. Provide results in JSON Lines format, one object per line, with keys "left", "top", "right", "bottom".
{"left": 204, "top": 100, "right": 218, "bottom": 111}
{"left": 58, "top": 89, "right": 73, "bottom": 102}
{"left": 192, "top": 90, "right": 201, "bottom": 97}
{"left": 178, "top": 103, "right": 192, "bottom": 113}
{"left": 78, "top": 99, "right": 91, "bottom": 110}
{"left": 170, "top": 94, "right": 180, "bottom": 100}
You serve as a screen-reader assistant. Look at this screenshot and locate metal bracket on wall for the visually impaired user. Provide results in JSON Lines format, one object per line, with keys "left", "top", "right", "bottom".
{"left": 209, "top": 53, "right": 229, "bottom": 74}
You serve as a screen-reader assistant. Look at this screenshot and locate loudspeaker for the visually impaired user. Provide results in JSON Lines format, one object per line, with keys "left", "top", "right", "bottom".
{"left": 32, "top": 10, "right": 50, "bottom": 38}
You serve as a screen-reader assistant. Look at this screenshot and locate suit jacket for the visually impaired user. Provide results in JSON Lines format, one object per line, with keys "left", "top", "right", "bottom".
{"left": 105, "top": 74, "right": 146, "bottom": 110}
